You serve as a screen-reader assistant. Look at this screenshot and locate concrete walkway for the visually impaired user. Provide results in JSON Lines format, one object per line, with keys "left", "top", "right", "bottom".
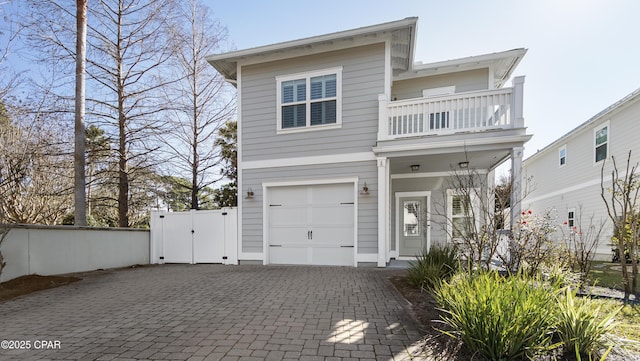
{"left": 0, "top": 265, "right": 427, "bottom": 360}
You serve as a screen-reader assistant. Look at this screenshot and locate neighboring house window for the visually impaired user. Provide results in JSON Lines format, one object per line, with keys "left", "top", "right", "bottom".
{"left": 559, "top": 145, "right": 567, "bottom": 167}
{"left": 567, "top": 209, "right": 575, "bottom": 228}
{"left": 276, "top": 67, "right": 342, "bottom": 132}
{"left": 594, "top": 122, "right": 609, "bottom": 163}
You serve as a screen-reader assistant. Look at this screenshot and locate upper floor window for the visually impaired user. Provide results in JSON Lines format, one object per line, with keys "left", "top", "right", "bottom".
{"left": 567, "top": 209, "right": 575, "bottom": 228}
{"left": 559, "top": 145, "right": 567, "bottom": 167}
{"left": 594, "top": 122, "right": 609, "bottom": 163}
{"left": 276, "top": 67, "right": 342, "bottom": 133}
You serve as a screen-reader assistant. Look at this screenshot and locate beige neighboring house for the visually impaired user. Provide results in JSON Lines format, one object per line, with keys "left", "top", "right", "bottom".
{"left": 207, "top": 17, "right": 530, "bottom": 267}
{"left": 523, "top": 87, "right": 640, "bottom": 260}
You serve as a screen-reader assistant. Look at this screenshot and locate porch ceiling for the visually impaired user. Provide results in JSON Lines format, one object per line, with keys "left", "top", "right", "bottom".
{"left": 389, "top": 149, "right": 510, "bottom": 174}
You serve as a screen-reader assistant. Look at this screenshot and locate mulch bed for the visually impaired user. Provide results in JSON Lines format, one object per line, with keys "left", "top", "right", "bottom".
{"left": 0, "top": 274, "right": 81, "bottom": 302}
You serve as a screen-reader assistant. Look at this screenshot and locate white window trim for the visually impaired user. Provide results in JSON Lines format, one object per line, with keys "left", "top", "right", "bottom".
{"left": 567, "top": 207, "right": 576, "bottom": 228}
{"left": 559, "top": 144, "right": 567, "bottom": 168}
{"left": 276, "top": 66, "right": 343, "bottom": 134}
{"left": 446, "top": 188, "right": 480, "bottom": 243}
{"left": 593, "top": 120, "right": 610, "bottom": 165}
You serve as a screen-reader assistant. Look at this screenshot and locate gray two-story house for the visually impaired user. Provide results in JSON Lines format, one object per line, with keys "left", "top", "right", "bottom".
{"left": 524, "top": 87, "right": 640, "bottom": 259}
{"left": 207, "top": 17, "right": 530, "bottom": 267}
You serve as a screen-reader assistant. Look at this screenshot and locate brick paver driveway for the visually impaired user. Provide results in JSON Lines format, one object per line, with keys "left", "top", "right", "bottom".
{"left": 0, "top": 265, "right": 427, "bottom": 360}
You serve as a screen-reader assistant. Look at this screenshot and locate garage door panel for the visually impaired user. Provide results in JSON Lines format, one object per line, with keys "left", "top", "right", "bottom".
{"left": 270, "top": 226, "right": 307, "bottom": 245}
{"left": 270, "top": 246, "right": 308, "bottom": 265}
{"left": 270, "top": 206, "right": 308, "bottom": 226}
{"left": 311, "top": 184, "right": 352, "bottom": 204}
{"left": 268, "top": 183, "right": 355, "bottom": 266}
{"left": 311, "top": 206, "right": 353, "bottom": 225}
{"left": 270, "top": 186, "right": 308, "bottom": 204}
{"left": 311, "top": 247, "right": 353, "bottom": 266}
{"left": 312, "top": 227, "right": 353, "bottom": 245}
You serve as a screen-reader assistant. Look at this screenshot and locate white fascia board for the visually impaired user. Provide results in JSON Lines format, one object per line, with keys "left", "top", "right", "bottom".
{"left": 206, "top": 17, "right": 417, "bottom": 64}
{"left": 373, "top": 134, "right": 532, "bottom": 156}
{"left": 242, "top": 152, "right": 376, "bottom": 170}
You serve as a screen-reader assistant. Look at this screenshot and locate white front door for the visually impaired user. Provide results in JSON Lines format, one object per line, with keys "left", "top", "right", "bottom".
{"left": 397, "top": 193, "right": 431, "bottom": 257}
{"left": 268, "top": 183, "right": 355, "bottom": 266}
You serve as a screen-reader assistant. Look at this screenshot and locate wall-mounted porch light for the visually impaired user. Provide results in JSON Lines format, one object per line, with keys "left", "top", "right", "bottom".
{"left": 360, "top": 182, "right": 370, "bottom": 195}
{"left": 245, "top": 187, "right": 254, "bottom": 199}
{"left": 410, "top": 164, "right": 420, "bottom": 172}
{"left": 458, "top": 161, "right": 469, "bottom": 169}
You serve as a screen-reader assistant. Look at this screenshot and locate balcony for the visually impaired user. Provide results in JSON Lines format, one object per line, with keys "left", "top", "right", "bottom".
{"left": 378, "top": 76, "right": 525, "bottom": 141}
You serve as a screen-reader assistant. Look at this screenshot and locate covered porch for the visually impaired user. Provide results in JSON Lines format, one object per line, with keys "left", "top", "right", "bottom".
{"left": 373, "top": 129, "right": 530, "bottom": 266}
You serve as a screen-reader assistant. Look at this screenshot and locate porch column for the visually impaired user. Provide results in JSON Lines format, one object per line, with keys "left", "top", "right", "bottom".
{"left": 377, "top": 157, "right": 389, "bottom": 267}
{"left": 510, "top": 147, "right": 524, "bottom": 229}
{"left": 377, "top": 94, "right": 389, "bottom": 141}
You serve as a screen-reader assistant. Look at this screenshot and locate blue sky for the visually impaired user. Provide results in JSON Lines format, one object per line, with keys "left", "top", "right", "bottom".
{"left": 205, "top": 0, "right": 640, "bottom": 160}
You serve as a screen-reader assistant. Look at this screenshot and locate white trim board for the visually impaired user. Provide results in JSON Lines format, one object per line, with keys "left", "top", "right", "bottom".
{"left": 243, "top": 152, "right": 376, "bottom": 170}
{"left": 391, "top": 170, "right": 488, "bottom": 179}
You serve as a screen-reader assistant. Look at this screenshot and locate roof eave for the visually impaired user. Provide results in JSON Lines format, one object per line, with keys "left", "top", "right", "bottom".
{"left": 396, "top": 48, "right": 528, "bottom": 86}
{"left": 206, "top": 17, "right": 418, "bottom": 83}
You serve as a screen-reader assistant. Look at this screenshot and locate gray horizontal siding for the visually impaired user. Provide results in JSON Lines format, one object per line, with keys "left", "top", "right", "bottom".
{"left": 240, "top": 43, "right": 385, "bottom": 161}
{"left": 241, "top": 161, "right": 378, "bottom": 254}
{"left": 392, "top": 68, "right": 489, "bottom": 100}
{"left": 524, "top": 97, "right": 640, "bottom": 259}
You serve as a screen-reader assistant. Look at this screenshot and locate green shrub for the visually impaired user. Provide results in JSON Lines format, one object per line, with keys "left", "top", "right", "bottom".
{"left": 406, "top": 245, "right": 458, "bottom": 292}
{"left": 435, "top": 271, "right": 560, "bottom": 360}
{"left": 555, "top": 288, "right": 621, "bottom": 360}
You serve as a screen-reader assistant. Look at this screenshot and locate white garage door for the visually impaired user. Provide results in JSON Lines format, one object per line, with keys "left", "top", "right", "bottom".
{"left": 268, "top": 183, "right": 355, "bottom": 266}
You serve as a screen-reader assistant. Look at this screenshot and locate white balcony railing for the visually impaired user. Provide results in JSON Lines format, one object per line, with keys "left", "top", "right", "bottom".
{"left": 378, "top": 76, "right": 525, "bottom": 141}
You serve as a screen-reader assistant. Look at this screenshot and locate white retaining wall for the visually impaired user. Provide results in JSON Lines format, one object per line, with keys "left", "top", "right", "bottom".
{"left": 0, "top": 225, "right": 150, "bottom": 282}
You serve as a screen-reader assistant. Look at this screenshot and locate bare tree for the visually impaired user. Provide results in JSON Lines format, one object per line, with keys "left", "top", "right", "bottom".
{"left": 74, "top": 0, "right": 88, "bottom": 226}
{"left": 85, "top": 0, "right": 178, "bottom": 226}
{"left": 160, "top": 0, "right": 235, "bottom": 210}
{"left": 0, "top": 97, "right": 74, "bottom": 224}
{"left": 600, "top": 151, "right": 639, "bottom": 299}
{"left": 22, "top": 0, "right": 178, "bottom": 227}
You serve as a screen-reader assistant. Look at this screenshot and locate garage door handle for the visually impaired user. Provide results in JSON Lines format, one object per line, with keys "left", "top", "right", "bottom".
{"left": 340, "top": 245, "right": 354, "bottom": 248}
{"left": 270, "top": 245, "right": 282, "bottom": 247}
{"left": 340, "top": 202, "right": 354, "bottom": 205}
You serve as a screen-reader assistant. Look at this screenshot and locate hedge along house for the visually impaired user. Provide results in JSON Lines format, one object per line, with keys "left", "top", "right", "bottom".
{"left": 207, "top": 17, "right": 531, "bottom": 267}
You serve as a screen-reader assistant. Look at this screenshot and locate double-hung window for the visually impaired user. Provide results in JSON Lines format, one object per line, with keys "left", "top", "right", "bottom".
{"left": 277, "top": 67, "right": 342, "bottom": 132}
{"left": 567, "top": 209, "right": 575, "bottom": 228}
{"left": 594, "top": 122, "right": 609, "bottom": 163}
{"left": 559, "top": 145, "right": 567, "bottom": 167}
{"left": 447, "top": 189, "right": 479, "bottom": 241}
